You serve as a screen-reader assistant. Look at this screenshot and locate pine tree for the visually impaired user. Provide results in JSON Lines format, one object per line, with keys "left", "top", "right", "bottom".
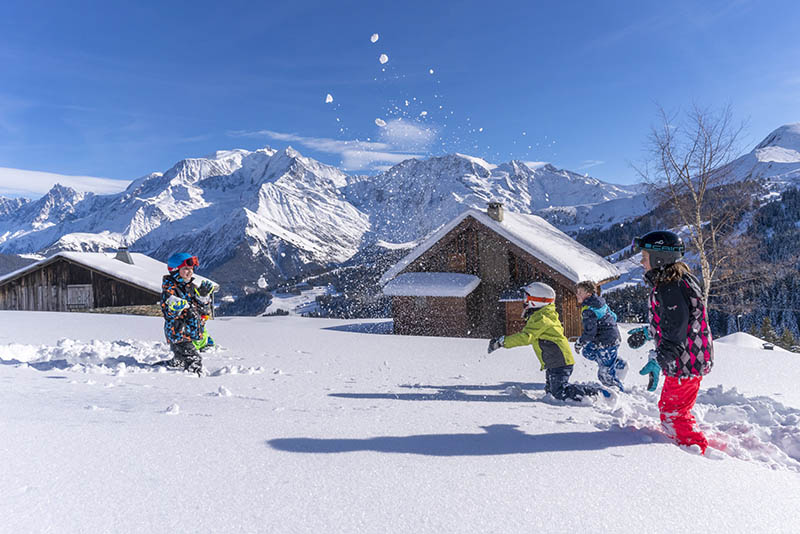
{"left": 777, "top": 328, "right": 797, "bottom": 351}
{"left": 760, "top": 316, "right": 779, "bottom": 344}
{"left": 748, "top": 322, "right": 760, "bottom": 337}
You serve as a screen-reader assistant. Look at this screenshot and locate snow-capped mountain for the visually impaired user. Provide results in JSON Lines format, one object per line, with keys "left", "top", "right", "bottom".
{"left": 345, "top": 153, "right": 638, "bottom": 243}
{"left": 6, "top": 121, "right": 798, "bottom": 295}
{"left": 725, "top": 123, "right": 800, "bottom": 189}
{"left": 0, "top": 149, "right": 638, "bottom": 292}
{"left": 0, "top": 147, "right": 371, "bottom": 290}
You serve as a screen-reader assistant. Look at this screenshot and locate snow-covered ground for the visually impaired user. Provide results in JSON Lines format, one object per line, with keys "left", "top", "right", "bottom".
{"left": 2, "top": 312, "right": 799, "bottom": 533}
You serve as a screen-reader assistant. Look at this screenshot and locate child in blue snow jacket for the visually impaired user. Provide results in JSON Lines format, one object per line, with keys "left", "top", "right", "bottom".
{"left": 573, "top": 281, "right": 627, "bottom": 391}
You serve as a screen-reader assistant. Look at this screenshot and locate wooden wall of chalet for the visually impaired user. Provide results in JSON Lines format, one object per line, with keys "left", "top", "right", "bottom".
{"left": 0, "top": 258, "right": 159, "bottom": 312}
{"left": 391, "top": 295, "right": 475, "bottom": 337}
{"left": 395, "top": 216, "right": 582, "bottom": 339}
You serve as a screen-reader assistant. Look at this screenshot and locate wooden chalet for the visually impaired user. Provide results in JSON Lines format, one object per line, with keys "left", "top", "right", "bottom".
{"left": 380, "top": 203, "right": 619, "bottom": 339}
{"left": 0, "top": 249, "right": 217, "bottom": 313}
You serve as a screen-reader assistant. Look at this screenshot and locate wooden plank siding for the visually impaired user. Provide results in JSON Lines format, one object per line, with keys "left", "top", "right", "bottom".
{"left": 390, "top": 215, "right": 584, "bottom": 339}
{"left": 391, "top": 296, "right": 471, "bottom": 337}
{"left": 0, "top": 258, "right": 159, "bottom": 312}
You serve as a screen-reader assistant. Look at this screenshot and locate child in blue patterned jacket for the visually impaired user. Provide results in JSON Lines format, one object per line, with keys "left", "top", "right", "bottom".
{"left": 573, "top": 280, "right": 626, "bottom": 391}
{"left": 159, "top": 253, "right": 215, "bottom": 375}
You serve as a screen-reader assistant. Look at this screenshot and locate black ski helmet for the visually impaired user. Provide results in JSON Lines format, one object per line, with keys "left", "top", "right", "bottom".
{"left": 632, "top": 230, "right": 685, "bottom": 268}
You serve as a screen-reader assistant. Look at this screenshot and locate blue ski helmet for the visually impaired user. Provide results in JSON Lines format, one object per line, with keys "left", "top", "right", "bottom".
{"left": 167, "top": 253, "right": 199, "bottom": 273}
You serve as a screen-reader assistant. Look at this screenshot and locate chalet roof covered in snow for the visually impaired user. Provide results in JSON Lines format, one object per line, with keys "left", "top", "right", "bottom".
{"left": 382, "top": 272, "right": 481, "bottom": 297}
{"left": 379, "top": 208, "right": 620, "bottom": 286}
{"left": 0, "top": 251, "right": 218, "bottom": 293}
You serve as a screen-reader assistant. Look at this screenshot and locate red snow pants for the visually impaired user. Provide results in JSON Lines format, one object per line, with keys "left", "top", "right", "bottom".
{"left": 658, "top": 375, "right": 707, "bottom": 454}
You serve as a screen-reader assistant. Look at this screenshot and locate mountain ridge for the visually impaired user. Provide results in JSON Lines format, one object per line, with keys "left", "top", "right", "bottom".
{"left": 1, "top": 123, "right": 798, "bottom": 295}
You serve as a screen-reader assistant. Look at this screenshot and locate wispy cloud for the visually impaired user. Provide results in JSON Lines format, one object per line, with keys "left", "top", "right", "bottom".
{"left": 578, "top": 160, "right": 605, "bottom": 170}
{"left": 229, "top": 126, "right": 436, "bottom": 171}
{"left": 0, "top": 167, "right": 131, "bottom": 198}
{"left": 378, "top": 119, "right": 437, "bottom": 151}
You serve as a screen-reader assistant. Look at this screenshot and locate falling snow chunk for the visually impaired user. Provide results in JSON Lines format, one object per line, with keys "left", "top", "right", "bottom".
{"left": 419, "top": 111, "right": 428, "bottom": 117}
{"left": 479, "top": 127, "right": 484, "bottom": 132}
{"left": 379, "top": 54, "right": 388, "bottom": 64}
{"left": 375, "top": 118, "right": 387, "bottom": 127}
{"left": 325, "top": 94, "right": 333, "bottom": 104}
{"left": 370, "top": 33, "right": 379, "bottom": 43}
{"left": 429, "top": 68, "right": 434, "bottom": 74}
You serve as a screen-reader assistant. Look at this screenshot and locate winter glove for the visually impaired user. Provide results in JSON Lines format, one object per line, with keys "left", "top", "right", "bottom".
{"left": 655, "top": 351, "right": 679, "bottom": 376}
{"left": 487, "top": 336, "right": 505, "bottom": 354}
{"left": 627, "top": 326, "right": 653, "bottom": 349}
{"left": 573, "top": 340, "right": 585, "bottom": 354}
{"left": 166, "top": 295, "right": 189, "bottom": 314}
{"left": 639, "top": 353, "right": 661, "bottom": 392}
{"left": 196, "top": 280, "right": 214, "bottom": 296}
{"left": 195, "top": 280, "right": 215, "bottom": 303}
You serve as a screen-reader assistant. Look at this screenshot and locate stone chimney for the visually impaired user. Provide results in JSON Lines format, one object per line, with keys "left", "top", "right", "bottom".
{"left": 114, "top": 246, "right": 134, "bottom": 265}
{"left": 487, "top": 201, "right": 504, "bottom": 222}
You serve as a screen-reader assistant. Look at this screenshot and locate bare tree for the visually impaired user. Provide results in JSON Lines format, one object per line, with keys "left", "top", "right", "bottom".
{"left": 636, "top": 104, "right": 762, "bottom": 307}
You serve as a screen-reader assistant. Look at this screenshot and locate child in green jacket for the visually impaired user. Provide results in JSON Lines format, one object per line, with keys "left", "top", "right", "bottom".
{"left": 488, "top": 282, "right": 604, "bottom": 401}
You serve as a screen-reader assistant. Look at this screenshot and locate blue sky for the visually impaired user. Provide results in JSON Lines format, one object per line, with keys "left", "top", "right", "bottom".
{"left": 1, "top": 0, "right": 799, "bottom": 196}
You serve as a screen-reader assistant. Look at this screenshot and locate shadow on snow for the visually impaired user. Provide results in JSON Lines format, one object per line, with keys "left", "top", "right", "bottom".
{"left": 329, "top": 382, "right": 546, "bottom": 402}
{"left": 267, "top": 424, "right": 644, "bottom": 456}
{"left": 322, "top": 321, "right": 393, "bottom": 334}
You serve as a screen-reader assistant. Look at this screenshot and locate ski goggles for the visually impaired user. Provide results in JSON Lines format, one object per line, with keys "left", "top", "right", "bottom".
{"left": 176, "top": 256, "right": 199, "bottom": 269}
{"left": 523, "top": 293, "right": 554, "bottom": 306}
{"left": 631, "top": 237, "right": 684, "bottom": 253}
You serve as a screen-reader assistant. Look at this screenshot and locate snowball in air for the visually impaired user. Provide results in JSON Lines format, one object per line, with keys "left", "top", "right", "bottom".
{"left": 325, "top": 94, "right": 333, "bottom": 103}
{"left": 429, "top": 68, "right": 434, "bottom": 74}
{"left": 375, "top": 118, "right": 387, "bottom": 127}
{"left": 419, "top": 111, "right": 428, "bottom": 116}
{"left": 370, "top": 33, "right": 379, "bottom": 43}
{"left": 379, "top": 54, "right": 388, "bottom": 64}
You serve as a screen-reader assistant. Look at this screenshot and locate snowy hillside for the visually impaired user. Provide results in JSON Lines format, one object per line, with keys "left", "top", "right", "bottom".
{"left": 1, "top": 311, "right": 799, "bottom": 533}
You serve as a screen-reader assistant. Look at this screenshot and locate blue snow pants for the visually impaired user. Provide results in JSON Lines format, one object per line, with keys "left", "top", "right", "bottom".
{"left": 545, "top": 365, "right": 600, "bottom": 401}
{"left": 582, "top": 342, "right": 627, "bottom": 391}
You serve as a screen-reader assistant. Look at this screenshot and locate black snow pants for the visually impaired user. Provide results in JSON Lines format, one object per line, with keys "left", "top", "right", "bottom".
{"left": 168, "top": 341, "right": 203, "bottom": 375}
{"left": 545, "top": 365, "right": 600, "bottom": 401}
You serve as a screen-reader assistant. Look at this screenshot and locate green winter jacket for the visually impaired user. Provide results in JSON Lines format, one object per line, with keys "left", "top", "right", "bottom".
{"left": 503, "top": 303, "right": 574, "bottom": 370}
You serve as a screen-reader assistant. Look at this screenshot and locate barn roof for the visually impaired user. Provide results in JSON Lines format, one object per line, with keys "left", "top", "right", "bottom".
{"left": 379, "top": 208, "right": 619, "bottom": 286}
{"left": 0, "top": 251, "right": 218, "bottom": 294}
{"left": 383, "top": 272, "right": 481, "bottom": 297}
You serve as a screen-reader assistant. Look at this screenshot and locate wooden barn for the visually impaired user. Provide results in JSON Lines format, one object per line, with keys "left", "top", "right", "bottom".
{"left": 0, "top": 249, "right": 217, "bottom": 313}
{"left": 380, "top": 203, "right": 619, "bottom": 339}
